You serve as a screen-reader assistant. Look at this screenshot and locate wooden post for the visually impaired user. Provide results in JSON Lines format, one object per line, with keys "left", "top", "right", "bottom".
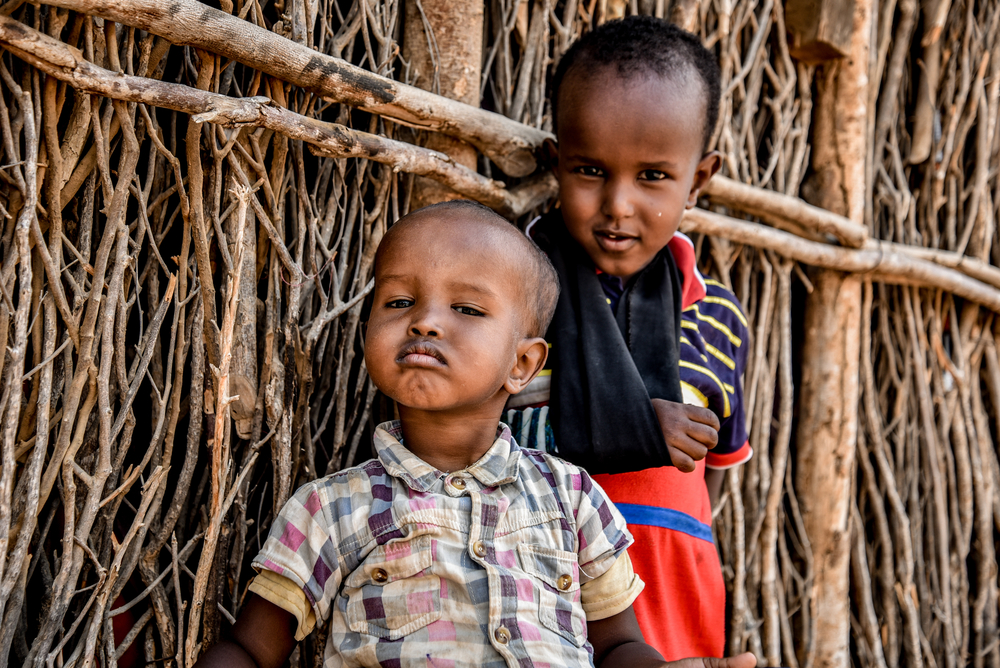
{"left": 403, "top": 0, "right": 483, "bottom": 208}
{"left": 785, "top": 0, "right": 856, "bottom": 62}
{"left": 794, "top": 0, "right": 871, "bottom": 665}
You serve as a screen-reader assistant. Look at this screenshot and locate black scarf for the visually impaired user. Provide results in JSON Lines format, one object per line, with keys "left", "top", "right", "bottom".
{"left": 536, "top": 213, "right": 683, "bottom": 474}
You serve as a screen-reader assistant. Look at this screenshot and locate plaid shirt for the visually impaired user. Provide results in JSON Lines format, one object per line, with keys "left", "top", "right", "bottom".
{"left": 252, "top": 421, "right": 637, "bottom": 668}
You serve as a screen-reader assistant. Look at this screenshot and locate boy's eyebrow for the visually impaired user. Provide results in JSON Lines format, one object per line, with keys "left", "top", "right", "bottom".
{"left": 446, "top": 280, "right": 499, "bottom": 299}
{"left": 562, "top": 153, "right": 601, "bottom": 163}
{"left": 563, "top": 153, "right": 681, "bottom": 170}
{"left": 637, "top": 159, "right": 681, "bottom": 169}
{"left": 376, "top": 274, "right": 499, "bottom": 299}
{"left": 376, "top": 272, "right": 413, "bottom": 285}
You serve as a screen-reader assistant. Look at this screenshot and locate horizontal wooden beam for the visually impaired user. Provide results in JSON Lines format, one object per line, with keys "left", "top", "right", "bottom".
{"left": 39, "top": 0, "right": 551, "bottom": 178}
{"left": 703, "top": 175, "right": 869, "bottom": 248}
{"left": 681, "top": 208, "right": 1000, "bottom": 313}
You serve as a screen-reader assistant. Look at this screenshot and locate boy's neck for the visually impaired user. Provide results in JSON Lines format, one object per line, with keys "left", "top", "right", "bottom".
{"left": 395, "top": 405, "right": 507, "bottom": 473}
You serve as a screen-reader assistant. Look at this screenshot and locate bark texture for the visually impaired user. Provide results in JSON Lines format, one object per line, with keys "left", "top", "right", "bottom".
{"left": 793, "top": 0, "right": 871, "bottom": 663}
{"left": 403, "top": 0, "right": 484, "bottom": 207}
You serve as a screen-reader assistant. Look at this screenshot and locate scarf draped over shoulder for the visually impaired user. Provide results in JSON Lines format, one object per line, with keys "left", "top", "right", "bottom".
{"left": 535, "top": 213, "right": 684, "bottom": 474}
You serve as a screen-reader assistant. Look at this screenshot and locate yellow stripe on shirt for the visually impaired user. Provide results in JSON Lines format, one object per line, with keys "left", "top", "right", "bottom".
{"left": 679, "top": 360, "right": 731, "bottom": 417}
{"left": 701, "top": 295, "right": 749, "bottom": 327}
{"left": 703, "top": 341, "right": 736, "bottom": 370}
{"left": 683, "top": 305, "right": 743, "bottom": 347}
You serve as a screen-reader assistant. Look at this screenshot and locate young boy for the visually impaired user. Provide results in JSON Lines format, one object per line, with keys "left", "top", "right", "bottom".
{"left": 506, "top": 17, "right": 752, "bottom": 661}
{"left": 194, "top": 200, "right": 756, "bottom": 668}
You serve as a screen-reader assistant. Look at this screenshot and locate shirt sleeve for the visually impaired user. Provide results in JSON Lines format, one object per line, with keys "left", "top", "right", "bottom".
{"left": 567, "top": 466, "right": 634, "bottom": 582}
{"left": 579, "top": 550, "right": 644, "bottom": 621}
{"left": 248, "top": 571, "right": 317, "bottom": 640}
{"left": 251, "top": 478, "right": 346, "bottom": 627}
{"left": 681, "top": 282, "right": 753, "bottom": 467}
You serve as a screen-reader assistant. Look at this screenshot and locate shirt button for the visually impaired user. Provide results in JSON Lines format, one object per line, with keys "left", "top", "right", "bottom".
{"left": 450, "top": 477, "right": 466, "bottom": 490}
{"left": 494, "top": 626, "right": 510, "bottom": 644}
{"left": 473, "top": 541, "right": 487, "bottom": 558}
{"left": 557, "top": 574, "right": 573, "bottom": 590}
{"left": 372, "top": 568, "right": 388, "bottom": 583}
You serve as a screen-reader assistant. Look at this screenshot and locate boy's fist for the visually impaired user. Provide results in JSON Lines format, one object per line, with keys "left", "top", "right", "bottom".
{"left": 651, "top": 399, "right": 720, "bottom": 473}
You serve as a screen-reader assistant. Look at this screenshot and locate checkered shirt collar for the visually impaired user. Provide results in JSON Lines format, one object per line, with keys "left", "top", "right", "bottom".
{"left": 373, "top": 421, "right": 521, "bottom": 492}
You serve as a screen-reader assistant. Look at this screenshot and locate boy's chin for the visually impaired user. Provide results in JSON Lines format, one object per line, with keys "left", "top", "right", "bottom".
{"left": 393, "top": 392, "right": 510, "bottom": 418}
{"left": 593, "top": 258, "right": 653, "bottom": 281}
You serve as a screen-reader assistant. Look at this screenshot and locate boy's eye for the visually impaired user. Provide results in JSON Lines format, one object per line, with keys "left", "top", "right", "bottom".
{"left": 573, "top": 165, "right": 604, "bottom": 177}
{"left": 385, "top": 298, "right": 413, "bottom": 308}
{"left": 453, "top": 305, "right": 485, "bottom": 317}
{"left": 639, "top": 169, "right": 668, "bottom": 181}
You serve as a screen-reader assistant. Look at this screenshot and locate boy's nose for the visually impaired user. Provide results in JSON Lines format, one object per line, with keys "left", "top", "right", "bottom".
{"left": 601, "top": 180, "right": 635, "bottom": 220}
{"left": 410, "top": 324, "right": 439, "bottom": 337}
{"left": 408, "top": 305, "right": 442, "bottom": 337}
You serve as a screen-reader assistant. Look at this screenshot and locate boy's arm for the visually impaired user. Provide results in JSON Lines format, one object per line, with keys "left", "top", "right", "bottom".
{"left": 588, "top": 607, "right": 757, "bottom": 668}
{"left": 194, "top": 594, "right": 297, "bottom": 668}
{"left": 705, "top": 468, "right": 726, "bottom": 508}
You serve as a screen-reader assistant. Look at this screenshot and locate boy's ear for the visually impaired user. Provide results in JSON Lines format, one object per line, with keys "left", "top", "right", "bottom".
{"left": 685, "top": 150, "right": 722, "bottom": 209}
{"left": 504, "top": 337, "right": 549, "bottom": 395}
{"left": 542, "top": 138, "right": 559, "bottom": 172}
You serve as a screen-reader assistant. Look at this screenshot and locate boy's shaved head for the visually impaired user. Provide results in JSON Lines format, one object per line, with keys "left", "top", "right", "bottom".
{"left": 376, "top": 200, "right": 559, "bottom": 337}
{"left": 552, "top": 16, "right": 721, "bottom": 152}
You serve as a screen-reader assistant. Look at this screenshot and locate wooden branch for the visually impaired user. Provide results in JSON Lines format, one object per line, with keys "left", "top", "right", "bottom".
{"left": 0, "top": 16, "right": 542, "bottom": 218}
{"left": 681, "top": 208, "right": 1000, "bottom": 314}
{"left": 703, "top": 174, "right": 869, "bottom": 248}
{"left": 39, "top": 0, "right": 551, "bottom": 178}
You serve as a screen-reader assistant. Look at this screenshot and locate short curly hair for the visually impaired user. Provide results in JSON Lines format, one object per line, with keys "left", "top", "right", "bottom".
{"left": 551, "top": 16, "right": 721, "bottom": 153}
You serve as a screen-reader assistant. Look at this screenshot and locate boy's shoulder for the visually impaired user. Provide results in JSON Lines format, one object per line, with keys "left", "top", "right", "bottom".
{"left": 286, "top": 457, "right": 392, "bottom": 512}
{"left": 682, "top": 278, "right": 749, "bottom": 342}
{"left": 517, "top": 444, "right": 577, "bottom": 473}
{"left": 514, "top": 443, "right": 603, "bottom": 492}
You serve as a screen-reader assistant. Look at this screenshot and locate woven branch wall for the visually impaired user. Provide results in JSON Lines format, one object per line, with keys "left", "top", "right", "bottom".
{"left": 0, "top": 0, "right": 997, "bottom": 667}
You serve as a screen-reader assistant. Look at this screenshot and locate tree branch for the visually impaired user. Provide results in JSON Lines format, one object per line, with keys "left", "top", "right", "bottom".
{"left": 703, "top": 174, "right": 870, "bottom": 248}
{"left": 681, "top": 208, "right": 1000, "bottom": 314}
{"left": 39, "top": 0, "right": 550, "bottom": 178}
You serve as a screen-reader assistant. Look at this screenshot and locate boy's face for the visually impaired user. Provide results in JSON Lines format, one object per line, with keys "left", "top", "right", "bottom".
{"left": 365, "top": 211, "right": 537, "bottom": 418}
{"left": 553, "top": 68, "right": 720, "bottom": 280}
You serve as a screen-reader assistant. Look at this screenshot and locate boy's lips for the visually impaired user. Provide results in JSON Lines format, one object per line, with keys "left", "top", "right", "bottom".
{"left": 397, "top": 341, "right": 446, "bottom": 367}
{"left": 594, "top": 229, "right": 638, "bottom": 252}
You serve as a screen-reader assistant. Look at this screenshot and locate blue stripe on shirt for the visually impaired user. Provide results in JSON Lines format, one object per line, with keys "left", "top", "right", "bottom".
{"left": 615, "top": 503, "right": 714, "bottom": 543}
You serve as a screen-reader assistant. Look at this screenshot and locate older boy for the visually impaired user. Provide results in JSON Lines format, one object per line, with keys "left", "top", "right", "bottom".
{"left": 194, "top": 201, "right": 755, "bottom": 668}
{"left": 506, "top": 17, "right": 751, "bottom": 661}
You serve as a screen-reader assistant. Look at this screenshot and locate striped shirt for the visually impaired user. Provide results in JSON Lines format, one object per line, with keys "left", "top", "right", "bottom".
{"left": 251, "top": 421, "right": 643, "bottom": 668}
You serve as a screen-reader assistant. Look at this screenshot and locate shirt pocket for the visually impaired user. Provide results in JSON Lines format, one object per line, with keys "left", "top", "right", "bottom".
{"left": 343, "top": 534, "right": 442, "bottom": 639}
{"left": 517, "top": 543, "right": 586, "bottom": 647}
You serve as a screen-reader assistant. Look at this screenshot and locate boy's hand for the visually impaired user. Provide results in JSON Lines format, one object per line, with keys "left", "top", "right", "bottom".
{"left": 589, "top": 606, "right": 757, "bottom": 668}
{"left": 651, "top": 399, "right": 720, "bottom": 473}
{"left": 662, "top": 654, "right": 758, "bottom": 668}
